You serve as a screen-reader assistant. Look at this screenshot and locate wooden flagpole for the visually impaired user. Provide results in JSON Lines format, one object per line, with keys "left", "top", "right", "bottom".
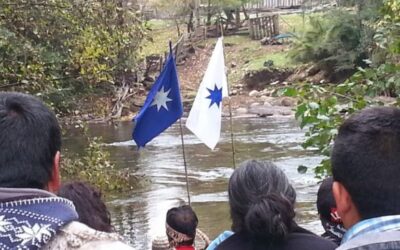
{"left": 220, "top": 22, "right": 237, "bottom": 169}
{"left": 172, "top": 38, "right": 192, "bottom": 205}
{"left": 179, "top": 118, "right": 191, "bottom": 205}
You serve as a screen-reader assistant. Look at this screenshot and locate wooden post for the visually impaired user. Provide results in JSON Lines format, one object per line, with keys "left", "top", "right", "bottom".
{"left": 249, "top": 19, "right": 254, "bottom": 39}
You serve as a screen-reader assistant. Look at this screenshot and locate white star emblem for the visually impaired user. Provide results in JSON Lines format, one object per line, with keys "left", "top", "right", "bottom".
{"left": 151, "top": 86, "right": 172, "bottom": 111}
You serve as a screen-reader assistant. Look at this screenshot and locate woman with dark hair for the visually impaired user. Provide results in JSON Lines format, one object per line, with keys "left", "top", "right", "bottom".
{"left": 215, "top": 160, "right": 336, "bottom": 250}
{"left": 166, "top": 205, "right": 198, "bottom": 250}
{"left": 58, "top": 181, "right": 112, "bottom": 232}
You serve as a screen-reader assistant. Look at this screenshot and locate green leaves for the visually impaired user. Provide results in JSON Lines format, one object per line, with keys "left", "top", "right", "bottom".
{"left": 0, "top": 0, "right": 147, "bottom": 114}
{"left": 62, "top": 124, "right": 138, "bottom": 192}
{"left": 281, "top": 77, "right": 390, "bottom": 178}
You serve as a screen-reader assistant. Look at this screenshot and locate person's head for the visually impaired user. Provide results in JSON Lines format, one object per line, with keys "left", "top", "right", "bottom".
{"left": 332, "top": 107, "right": 400, "bottom": 229}
{"left": 317, "top": 177, "right": 345, "bottom": 242}
{"left": 317, "top": 177, "right": 341, "bottom": 225}
{"left": 58, "top": 182, "right": 112, "bottom": 232}
{"left": 229, "top": 160, "right": 296, "bottom": 243}
{"left": 0, "top": 92, "right": 61, "bottom": 192}
{"left": 166, "top": 205, "right": 198, "bottom": 247}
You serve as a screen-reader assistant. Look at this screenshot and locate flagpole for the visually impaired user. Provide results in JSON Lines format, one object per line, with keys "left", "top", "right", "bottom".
{"left": 220, "top": 22, "right": 237, "bottom": 169}
{"left": 179, "top": 118, "right": 191, "bottom": 205}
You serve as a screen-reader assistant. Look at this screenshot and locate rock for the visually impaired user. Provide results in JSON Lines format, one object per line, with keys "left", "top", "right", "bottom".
{"left": 230, "top": 89, "right": 238, "bottom": 96}
{"left": 306, "top": 65, "right": 320, "bottom": 76}
{"left": 236, "top": 107, "right": 247, "bottom": 114}
{"left": 279, "top": 110, "right": 293, "bottom": 116}
{"left": 270, "top": 81, "right": 279, "bottom": 86}
{"left": 281, "top": 97, "right": 296, "bottom": 107}
{"left": 250, "top": 102, "right": 261, "bottom": 107}
{"left": 231, "top": 62, "right": 237, "bottom": 68}
{"left": 248, "top": 105, "right": 293, "bottom": 117}
{"left": 260, "top": 95, "right": 275, "bottom": 102}
{"left": 263, "top": 101, "right": 272, "bottom": 107}
{"left": 249, "top": 90, "right": 260, "bottom": 97}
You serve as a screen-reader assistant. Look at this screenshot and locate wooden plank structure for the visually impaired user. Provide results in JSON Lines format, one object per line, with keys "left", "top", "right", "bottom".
{"left": 248, "top": 14, "right": 280, "bottom": 40}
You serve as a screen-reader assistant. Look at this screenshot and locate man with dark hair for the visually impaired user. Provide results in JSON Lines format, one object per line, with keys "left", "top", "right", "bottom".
{"left": 332, "top": 107, "right": 400, "bottom": 250}
{"left": 317, "top": 177, "right": 345, "bottom": 245}
{"left": 0, "top": 92, "right": 133, "bottom": 249}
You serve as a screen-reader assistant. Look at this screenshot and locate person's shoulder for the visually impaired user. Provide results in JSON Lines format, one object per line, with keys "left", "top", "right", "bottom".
{"left": 214, "top": 233, "right": 248, "bottom": 250}
{"left": 337, "top": 230, "right": 400, "bottom": 250}
{"left": 207, "top": 231, "right": 234, "bottom": 250}
{"left": 286, "top": 230, "right": 337, "bottom": 250}
{"left": 43, "top": 221, "right": 135, "bottom": 250}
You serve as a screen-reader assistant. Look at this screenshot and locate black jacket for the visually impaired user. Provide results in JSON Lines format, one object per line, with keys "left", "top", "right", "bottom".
{"left": 215, "top": 226, "right": 337, "bottom": 250}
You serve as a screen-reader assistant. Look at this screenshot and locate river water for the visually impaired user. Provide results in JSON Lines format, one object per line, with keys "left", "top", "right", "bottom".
{"left": 64, "top": 116, "right": 325, "bottom": 249}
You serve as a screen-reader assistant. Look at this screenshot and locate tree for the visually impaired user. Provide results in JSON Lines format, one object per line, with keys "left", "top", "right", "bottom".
{"left": 0, "top": 0, "right": 147, "bottom": 114}
{"left": 283, "top": 0, "right": 400, "bottom": 178}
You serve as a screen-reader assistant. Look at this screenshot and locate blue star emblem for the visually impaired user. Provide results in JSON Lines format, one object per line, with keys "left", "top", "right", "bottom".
{"left": 206, "top": 84, "right": 223, "bottom": 108}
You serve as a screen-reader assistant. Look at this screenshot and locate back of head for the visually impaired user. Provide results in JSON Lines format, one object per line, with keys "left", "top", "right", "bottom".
{"left": 332, "top": 107, "right": 400, "bottom": 219}
{"left": 0, "top": 92, "right": 61, "bottom": 189}
{"left": 317, "top": 177, "right": 345, "bottom": 244}
{"left": 58, "top": 182, "right": 112, "bottom": 232}
{"left": 166, "top": 205, "right": 198, "bottom": 247}
{"left": 229, "top": 160, "right": 296, "bottom": 243}
{"left": 317, "top": 177, "right": 337, "bottom": 222}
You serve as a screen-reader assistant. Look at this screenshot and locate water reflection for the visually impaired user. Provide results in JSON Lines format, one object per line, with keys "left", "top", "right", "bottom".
{"left": 64, "top": 117, "right": 325, "bottom": 249}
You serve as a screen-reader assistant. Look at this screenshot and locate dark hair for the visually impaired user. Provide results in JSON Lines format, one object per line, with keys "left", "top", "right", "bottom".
{"left": 166, "top": 205, "right": 198, "bottom": 246}
{"left": 229, "top": 160, "right": 296, "bottom": 243}
{"left": 0, "top": 92, "right": 61, "bottom": 189}
{"left": 317, "top": 177, "right": 336, "bottom": 221}
{"left": 332, "top": 107, "right": 400, "bottom": 219}
{"left": 58, "top": 182, "right": 112, "bottom": 232}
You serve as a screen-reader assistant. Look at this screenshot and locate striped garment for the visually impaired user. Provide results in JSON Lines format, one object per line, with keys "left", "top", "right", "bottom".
{"left": 341, "top": 215, "right": 400, "bottom": 244}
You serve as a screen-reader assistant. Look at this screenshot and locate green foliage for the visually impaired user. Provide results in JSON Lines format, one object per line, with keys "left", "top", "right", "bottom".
{"left": 289, "top": 9, "right": 375, "bottom": 77}
{"left": 62, "top": 125, "right": 137, "bottom": 192}
{"left": 284, "top": 0, "right": 400, "bottom": 177}
{"left": 0, "top": 0, "right": 147, "bottom": 114}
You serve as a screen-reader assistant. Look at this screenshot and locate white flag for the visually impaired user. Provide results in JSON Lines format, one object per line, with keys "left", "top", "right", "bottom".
{"left": 186, "top": 37, "right": 228, "bottom": 150}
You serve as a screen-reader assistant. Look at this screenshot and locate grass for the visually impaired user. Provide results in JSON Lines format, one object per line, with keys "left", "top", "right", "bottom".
{"left": 245, "top": 51, "right": 294, "bottom": 70}
{"left": 221, "top": 35, "right": 296, "bottom": 86}
{"left": 280, "top": 13, "right": 323, "bottom": 34}
{"left": 141, "top": 19, "right": 184, "bottom": 57}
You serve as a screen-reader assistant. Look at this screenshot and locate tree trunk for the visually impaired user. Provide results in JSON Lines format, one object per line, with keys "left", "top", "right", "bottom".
{"left": 235, "top": 8, "right": 240, "bottom": 29}
{"left": 242, "top": 4, "right": 249, "bottom": 20}
{"left": 187, "top": 11, "right": 194, "bottom": 33}
{"left": 206, "top": 0, "right": 212, "bottom": 25}
{"left": 174, "top": 18, "right": 181, "bottom": 37}
{"left": 195, "top": 0, "right": 200, "bottom": 27}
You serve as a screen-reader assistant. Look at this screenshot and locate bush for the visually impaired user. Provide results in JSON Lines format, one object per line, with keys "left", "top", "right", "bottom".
{"left": 0, "top": 0, "right": 147, "bottom": 114}
{"left": 289, "top": 9, "right": 376, "bottom": 81}
{"left": 282, "top": 0, "right": 400, "bottom": 178}
{"left": 62, "top": 124, "right": 139, "bottom": 192}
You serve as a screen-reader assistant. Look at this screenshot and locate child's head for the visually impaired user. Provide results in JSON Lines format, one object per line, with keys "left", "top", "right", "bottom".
{"left": 58, "top": 181, "right": 112, "bottom": 232}
{"left": 166, "top": 205, "right": 198, "bottom": 247}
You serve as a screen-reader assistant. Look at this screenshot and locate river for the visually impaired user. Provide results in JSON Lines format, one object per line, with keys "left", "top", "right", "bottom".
{"left": 64, "top": 116, "right": 325, "bottom": 249}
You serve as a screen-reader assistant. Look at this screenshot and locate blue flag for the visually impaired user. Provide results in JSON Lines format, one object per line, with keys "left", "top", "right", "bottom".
{"left": 132, "top": 48, "right": 183, "bottom": 147}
